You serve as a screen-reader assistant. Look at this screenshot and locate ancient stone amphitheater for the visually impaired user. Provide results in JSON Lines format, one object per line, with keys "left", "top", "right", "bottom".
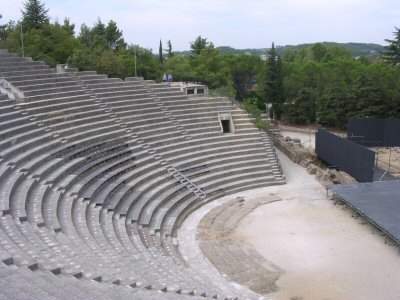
{"left": 0, "top": 49, "right": 285, "bottom": 300}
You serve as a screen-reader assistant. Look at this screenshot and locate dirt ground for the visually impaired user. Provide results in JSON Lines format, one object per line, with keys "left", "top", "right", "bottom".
{"left": 234, "top": 151, "right": 400, "bottom": 300}
{"left": 280, "top": 130, "right": 316, "bottom": 150}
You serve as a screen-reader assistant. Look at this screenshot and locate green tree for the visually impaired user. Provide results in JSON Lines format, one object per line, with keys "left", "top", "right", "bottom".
{"left": 78, "top": 19, "right": 125, "bottom": 51}
{"left": 22, "top": 0, "right": 49, "bottom": 30}
{"left": 0, "top": 14, "right": 7, "bottom": 42}
{"left": 77, "top": 19, "right": 108, "bottom": 50}
{"left": 164, "top": 55, "right": 195, "bottom": 82}
{"left": 264, "top": 43, "right": 284, "bottom": 119}
{"left": 191, "top": 46, "right": 227, "bottom": 89}
{"left": 311, "top": 43, "right": 328, "bottom": 62}
{"left": 78, "top": 24, "right": 92, "bottom": 48}
{"left": 91, "top": 19, "right": 107, "bottom": 49}
{"left": 354, "top": 70, "right": 388, "bottom": 118}
{"left": 317, "top": 83, "right": 356, "bottom": 127}
{"left": 105, "top": 20, "right": 125, "bottom": 50}
{"left": 4, "top": 19, "right": 78, "bottom": 65}
{"left": 70, "top": 47, "right": 97, "bottom": 70}
{"left": 384, "top": 27, "right": 400, "bottom": 65}
{"left": 125, "top": 45, "right": 162, "bottom": 80}
{"left": 227, "top": 54, "right": 261, "bottom": 100}
{"left": 62, "top": 18, "right": 75, "bottom": 35}
{"left": 190, "top": 36, "right": 213, "bottom": 56}
{"left": 167, "top": 40, "right": 173, "bottom": 58}
{"left": 285, "top": 87, "right": 317, "bottom": 124}
{"left": 159, "top": 39, "right": 163, "bottom": 64}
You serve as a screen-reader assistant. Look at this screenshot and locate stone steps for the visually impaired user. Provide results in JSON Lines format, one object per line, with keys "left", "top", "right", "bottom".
{"left": 0, "top": 50, "right": 285, "bottom": 300}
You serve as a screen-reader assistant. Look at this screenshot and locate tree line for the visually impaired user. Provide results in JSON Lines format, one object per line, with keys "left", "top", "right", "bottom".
{"left": 264, "top": 41, "right": 400, "bottom": 128}
{"left": 1, "top": 0, "right": 400, "bottom": 129}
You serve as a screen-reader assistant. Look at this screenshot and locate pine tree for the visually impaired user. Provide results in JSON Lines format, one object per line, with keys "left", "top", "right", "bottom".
{"left": 159, "top": 39, "right": 164, "bottom": 64}
{"left": 384, "top": 27, "right": 400, "bottom": 65}
{"left": 105, "top": 20, "right": 125, "bottom": 50}
{"left": 190, "top": 36, "right": 213, "bottom": 56}
{"left": 92, "top": 19, "right": 106, "bottom": 48}
{"left": 354, "top": 74, "right": 387, "bottom": 118}
{"left": 22, "top": 0, "right": 49, "bottom": 30}
{"left": 264, "top": 43, "right": 284, "bottom": 119}
{"left": 62, "top": 18, "right": 75, "bottom": 36}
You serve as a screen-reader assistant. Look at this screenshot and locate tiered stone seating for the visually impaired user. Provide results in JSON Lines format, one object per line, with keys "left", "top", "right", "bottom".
{"left": 0, "top": 49, "right": 285, "bottom": 300}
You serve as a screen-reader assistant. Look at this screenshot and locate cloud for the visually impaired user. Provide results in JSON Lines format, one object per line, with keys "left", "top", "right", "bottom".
{"left": 0, "top": 0, "right": 24, "bottom": 21}
{"left": 1, "top": 0, "right": 399, "bottom": 50}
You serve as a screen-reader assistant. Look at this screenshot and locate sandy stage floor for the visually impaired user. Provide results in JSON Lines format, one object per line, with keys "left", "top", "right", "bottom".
{"left": 234, "top": 151, "right": 400, "bottom": 300}
{"left": 375, "top": 147, "right": 400, "bottom": 177}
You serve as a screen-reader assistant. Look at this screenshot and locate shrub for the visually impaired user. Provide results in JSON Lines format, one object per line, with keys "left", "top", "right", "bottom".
{"left": 242, "top": 97, "right": 269, "bottom": 130}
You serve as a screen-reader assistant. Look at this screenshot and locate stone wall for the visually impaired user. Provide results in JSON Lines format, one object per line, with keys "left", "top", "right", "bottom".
{"left": 271, "top": 130, "right": 357, "bottom": 186}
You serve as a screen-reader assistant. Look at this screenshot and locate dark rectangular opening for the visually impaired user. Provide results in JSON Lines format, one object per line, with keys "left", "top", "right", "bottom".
{"left": 221, "top": 120, "right": 231, "bottom": 133}
{"left": 187, "top": 89, "right": 195, "bottom": 95}
{"left": 197, "top": 88, "right": 204, "bottom": 94}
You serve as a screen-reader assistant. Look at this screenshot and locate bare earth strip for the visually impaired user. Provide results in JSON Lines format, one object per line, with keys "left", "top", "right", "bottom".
{"left": 178, "top": 195, "right": 265, "bottom": 300}
{"left": 198, "top": 195, "right": 284, "bottom": 295}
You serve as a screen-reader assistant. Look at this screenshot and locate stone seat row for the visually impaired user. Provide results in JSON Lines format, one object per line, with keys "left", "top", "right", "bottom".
{"left": 0, "top": 50, "right": 285, "bottom": 300}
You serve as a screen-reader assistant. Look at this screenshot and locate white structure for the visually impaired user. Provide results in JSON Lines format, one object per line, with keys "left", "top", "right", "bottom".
{"left": 0, "top": 77, "right": 24, "bottom": 100}
{"left": 171, "top": 82, "right": 209, "bottom": 96}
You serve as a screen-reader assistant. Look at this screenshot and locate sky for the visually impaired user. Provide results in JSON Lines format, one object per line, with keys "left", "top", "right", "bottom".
{"left": 1, "top": 0, "right": 400, "bottom": 51}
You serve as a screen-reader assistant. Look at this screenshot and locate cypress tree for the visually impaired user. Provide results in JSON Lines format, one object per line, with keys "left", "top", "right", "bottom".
{"left": 22, "top": 0, "right": 49, "bottom": 30}
{"left": 264, "top": 43, "right": 284, "bottom": 119}
{"left": 167, "top": 40, "right": 173, "bottom": 58}
{"left": 159, "top": 39, "right": 164, "bottom": 64}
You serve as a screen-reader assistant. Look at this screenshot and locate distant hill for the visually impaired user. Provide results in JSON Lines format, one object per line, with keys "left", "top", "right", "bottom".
{"left": 178, "top": 43, "right": 385, "bottom": 58}
{"left": 276, "top": 42, "right": 384, "bottom": 58}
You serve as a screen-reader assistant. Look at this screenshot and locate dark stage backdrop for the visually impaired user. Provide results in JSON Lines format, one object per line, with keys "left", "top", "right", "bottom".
{"left": 347, "top": 118, "right": 400, "bottom": 147}
{"left": 316, "top": 128, "right": 376, "bottom": 182}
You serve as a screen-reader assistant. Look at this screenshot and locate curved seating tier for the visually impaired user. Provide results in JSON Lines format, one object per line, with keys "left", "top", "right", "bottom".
{"left": 0, "top": 49, "right": 285, "bottom": 300}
